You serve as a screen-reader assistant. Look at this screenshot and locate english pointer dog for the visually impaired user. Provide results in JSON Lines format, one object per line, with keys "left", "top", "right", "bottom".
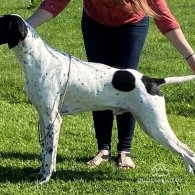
{"left": 0, "top": 14, "right": 195, "bottom": 184}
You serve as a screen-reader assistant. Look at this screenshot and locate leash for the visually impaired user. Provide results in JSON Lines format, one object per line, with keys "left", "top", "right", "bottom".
{"left": 38, "top": 54, "right": 72, "bottom": 144}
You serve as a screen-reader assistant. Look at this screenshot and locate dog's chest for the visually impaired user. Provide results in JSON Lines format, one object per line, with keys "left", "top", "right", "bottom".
{"left": 18, "top": 50, "right": 70, "bottom": 108}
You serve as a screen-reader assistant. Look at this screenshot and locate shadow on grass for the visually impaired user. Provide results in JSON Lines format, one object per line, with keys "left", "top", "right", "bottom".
{"left": 0, "top": 151, "right": 67, "bottom": 183}
{"left": 0, "top": 166, "right": 138, "bottom": 184}
{"left": 0, "top": 151, "right": 137, "bottom": 184}
{"left": 0, "top": 151, "right": 67, "bottom": 162}
{"left": 54, "top": 169, "right": 138, "bottom": 183}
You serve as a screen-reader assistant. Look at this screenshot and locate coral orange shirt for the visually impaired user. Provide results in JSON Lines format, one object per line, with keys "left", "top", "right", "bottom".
{"left": 39, "top": 0, "right": 180, "bottom": 34}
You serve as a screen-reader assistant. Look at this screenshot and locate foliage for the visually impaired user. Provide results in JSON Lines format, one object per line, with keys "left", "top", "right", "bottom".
{"left": 27, "top": 0, "right": 42, "bottom": 9}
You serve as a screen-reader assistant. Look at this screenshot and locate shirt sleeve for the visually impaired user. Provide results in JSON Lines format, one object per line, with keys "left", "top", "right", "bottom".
{"left": 147, "top": 0, "right": 180, "bottom": 34}
{"left": 39, "top": 0, "right": 71, "bottom": 17}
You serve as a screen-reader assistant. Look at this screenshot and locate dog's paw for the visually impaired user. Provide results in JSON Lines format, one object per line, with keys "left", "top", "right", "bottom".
{"left": 39, "top": 177, "right": 50, "bottom": 185}
{"left": 186, "top": 164, "right": 195, "bottom": 174}
{"left": 39, "top": 171, "right": 56, "bottom": 184}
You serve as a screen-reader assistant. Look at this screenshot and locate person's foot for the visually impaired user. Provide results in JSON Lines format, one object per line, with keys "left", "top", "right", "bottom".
{"left": 117, "top": 151, "right": 135, "bottom": 169}
{"left": 87, "top": 150, "right": 110, "bottom": 167}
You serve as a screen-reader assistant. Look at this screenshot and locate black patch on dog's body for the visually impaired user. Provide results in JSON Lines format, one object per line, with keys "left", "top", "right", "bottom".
{"left": 153, "top": 78, "right": 166, "bottom": 87}
{"left": 112, "top": 70, "right": 135, "bottom": 92}
{"left": 141, "top": 76, "right": 163, "bottom": 96}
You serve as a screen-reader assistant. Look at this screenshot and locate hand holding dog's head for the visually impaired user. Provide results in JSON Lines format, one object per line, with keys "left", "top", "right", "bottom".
{"left": 0, "top": 14, "right": 27, "bottom": 49}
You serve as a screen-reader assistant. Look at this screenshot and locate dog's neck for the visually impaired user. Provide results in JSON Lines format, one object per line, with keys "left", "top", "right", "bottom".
{"left": 12, "top": 23, "right": 50, "bottom": 70}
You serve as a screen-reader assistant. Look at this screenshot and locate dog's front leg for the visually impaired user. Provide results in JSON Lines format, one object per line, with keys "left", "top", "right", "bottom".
{"left": 39, "top": 113, "right": 62, "bottom": 184}
{"left": 38, "top": 114, "right": 47, "bottom": 176}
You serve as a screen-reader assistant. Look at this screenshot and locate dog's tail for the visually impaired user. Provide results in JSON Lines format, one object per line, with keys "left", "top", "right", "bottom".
{"left": 154, "top": 75, "right": 195, "bottom": 87}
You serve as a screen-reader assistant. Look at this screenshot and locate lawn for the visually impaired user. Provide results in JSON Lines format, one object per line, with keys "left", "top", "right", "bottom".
{"left": 0, "top": 0, "right": 195, "bottom": 194}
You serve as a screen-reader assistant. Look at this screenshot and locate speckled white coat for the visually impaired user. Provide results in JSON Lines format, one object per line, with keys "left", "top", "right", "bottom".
{"left": 10, "top": 20, "right": 195, "bottom": 184}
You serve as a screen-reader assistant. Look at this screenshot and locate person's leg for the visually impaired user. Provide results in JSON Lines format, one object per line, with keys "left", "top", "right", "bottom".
{"left": 114, "top": 17, "right": 149, "bottom": 167}
{"left": 81, "top": 11, "right": 116, "bottom": 162}
{"left": 81, "top": 11, "right": 149, "bottom": 167}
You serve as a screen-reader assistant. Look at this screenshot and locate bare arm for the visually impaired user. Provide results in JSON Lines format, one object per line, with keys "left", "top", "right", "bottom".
{"left": 26, "top": 9, "right": 54, "bottom": 28}
{"left": 165, "top": 29, "right": 195, "bottom": 73}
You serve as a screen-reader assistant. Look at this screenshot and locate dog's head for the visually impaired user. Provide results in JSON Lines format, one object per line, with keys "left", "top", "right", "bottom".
{"left": 0, "top": 14, "right": 27, "bottom": 49}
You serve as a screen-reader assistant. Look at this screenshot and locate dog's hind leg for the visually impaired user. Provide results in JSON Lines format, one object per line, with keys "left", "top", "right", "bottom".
{"left": 136, "top": 115, "right": 195, "bottom": 174}
{"left": 164, "top": 139, "right": 195, "bottom": 174}
{"left": 162, "top": 138, "right": 195, "bottom": 174}
{"left": 133, "top": 95, "right": 195, "bottom": 174}
{"left": 177, "top": 141, "right": 195, "bottom": 173}
{"left": 38, "top": 111, "right": 62, "bottom": 184}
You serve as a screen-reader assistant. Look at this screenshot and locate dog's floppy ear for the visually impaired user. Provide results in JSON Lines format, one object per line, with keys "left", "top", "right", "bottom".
{"left": 0, "top": 15, "right": 27, "bottom": 49}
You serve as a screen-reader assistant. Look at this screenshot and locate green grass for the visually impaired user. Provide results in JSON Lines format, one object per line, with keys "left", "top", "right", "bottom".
{"left": 0, "top": 0, "right": 195, "bottom": 194}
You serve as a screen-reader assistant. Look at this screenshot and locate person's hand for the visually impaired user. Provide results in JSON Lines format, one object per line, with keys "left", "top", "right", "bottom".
{"left": 186, "top": 54, "right": 195, "bottom": 73}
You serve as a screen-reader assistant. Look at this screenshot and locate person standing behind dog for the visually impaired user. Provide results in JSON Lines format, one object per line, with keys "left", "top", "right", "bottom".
{"left": 27, "top": 0, "right": 195, "bottom": 168}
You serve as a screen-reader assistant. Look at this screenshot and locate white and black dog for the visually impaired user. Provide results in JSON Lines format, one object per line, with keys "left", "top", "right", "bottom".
{"left": 0, "top": 14, "right": 195, "bottom": 184}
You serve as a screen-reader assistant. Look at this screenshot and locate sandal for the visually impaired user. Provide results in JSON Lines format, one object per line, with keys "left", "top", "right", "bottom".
{"left": 117, "top": 151, "right": 135, "bottom": 169}
{"left": 87, "top": 150, "right": 110, "bottom": 167}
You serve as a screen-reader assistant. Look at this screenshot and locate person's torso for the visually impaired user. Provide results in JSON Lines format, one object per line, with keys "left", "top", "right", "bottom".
{"left": 83, "top": 0, "right": 145, "bottom": 26}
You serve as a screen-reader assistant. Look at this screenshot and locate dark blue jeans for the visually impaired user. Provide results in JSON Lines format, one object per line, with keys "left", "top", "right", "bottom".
{"left": 81, "top": 11, "right": 149, "bottom": 152}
